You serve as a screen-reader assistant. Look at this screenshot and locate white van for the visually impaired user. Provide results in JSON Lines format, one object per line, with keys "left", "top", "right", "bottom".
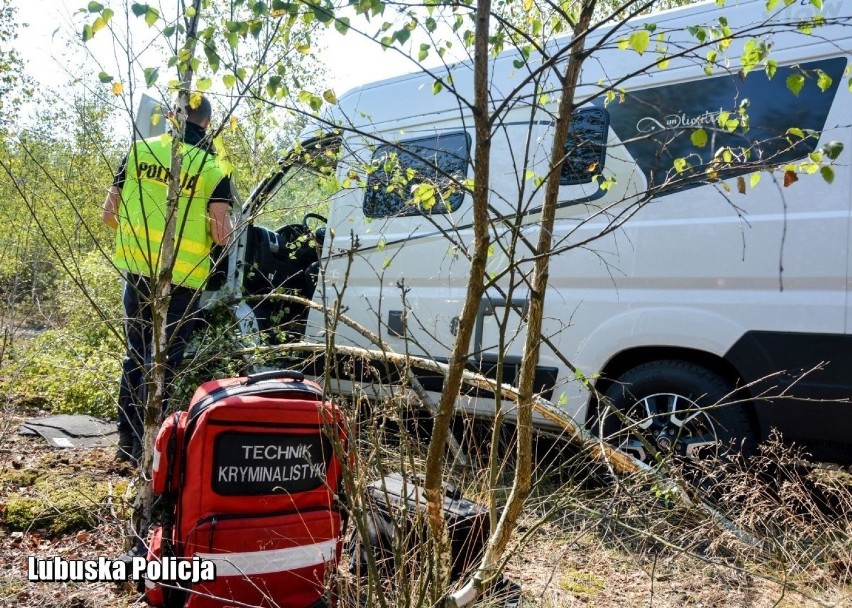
{"left": 227, "top": 0, "right": 852, "bottom": 463}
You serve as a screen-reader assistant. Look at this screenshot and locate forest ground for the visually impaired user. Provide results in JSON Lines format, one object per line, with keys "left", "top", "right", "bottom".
{"left": 1, "top": 406, "right": 851, "bottom": 608}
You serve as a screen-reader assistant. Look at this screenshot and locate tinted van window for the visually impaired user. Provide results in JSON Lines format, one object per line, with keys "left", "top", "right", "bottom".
{"left": 364, "top": 132, "right": 470, "bottom": 218}
{"left": 561, "top": 108, "right": 609, "bottom": 185}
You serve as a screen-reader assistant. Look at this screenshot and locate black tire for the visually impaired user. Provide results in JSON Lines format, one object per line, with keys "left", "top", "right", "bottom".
{"left": 601, "top": 360, "right": 755, "bottom": 463}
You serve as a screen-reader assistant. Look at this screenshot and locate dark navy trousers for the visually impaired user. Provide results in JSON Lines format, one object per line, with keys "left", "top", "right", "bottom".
{"left": 117, "top": 273, "right": 199, "bottom": 445}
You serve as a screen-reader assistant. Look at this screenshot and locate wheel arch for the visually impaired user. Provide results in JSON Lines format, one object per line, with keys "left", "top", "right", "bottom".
{"left": 587, "top": 345, "right": 759, "bottom": 431}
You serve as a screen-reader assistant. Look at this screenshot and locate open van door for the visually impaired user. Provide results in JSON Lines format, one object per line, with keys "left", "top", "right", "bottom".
{"left": 212, "top": 134, "right": 340, "bottom": 351}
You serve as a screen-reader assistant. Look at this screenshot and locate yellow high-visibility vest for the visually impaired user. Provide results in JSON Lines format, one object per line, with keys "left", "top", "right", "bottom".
{"left": 115, "top": 135, "right": 226, "bottom": 289}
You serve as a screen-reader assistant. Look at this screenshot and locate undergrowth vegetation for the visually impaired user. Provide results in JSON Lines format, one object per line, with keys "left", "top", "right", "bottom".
{"left": 1, "top": 252, "right": 122, "bottom": 418}
{"left": 314, "top": 382, "right": 852, "bottom": 607}
{"left": 1, "top": 367, "right": 850, "bottom": 607}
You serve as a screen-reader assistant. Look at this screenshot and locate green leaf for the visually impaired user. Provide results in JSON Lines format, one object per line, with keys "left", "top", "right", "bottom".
{"left": 820, "top": 165, "right": 834, "bottom": 184}
{"left": 786, "top": 73, "right": 805, "bottom": 96}
{"left": 87, "top": 1, "right": 104, "bottom": 12}
{"left": 91, "top": 16, "right": 106, "bottom": 33}
{"left": 323, "top": 89, "right": 337, "bottom": 104}
{"left": 394, "top": 28, "right": 411, "bottom": 44}
{"left": 691, "top": 129, "right": 708, "bottom": 148}
{"left": 419, "top": 43, "right": 429, "bottom": 62}
{"left": 97, "top": 71, "right": 113, "bottom": 83}
{"left": 163, "top": 25, "right": 176, "bottom": 37}
{"left": 266, "top": 75, "right": 282, "bottom": 97}
{"left": 616, "top": 38, "right": 628, "bottom": 51}
{"left": 145, "top": 7, "right": 159, "bottom": 27}
{"left": 766, "top": 59, "right": 777, "bottom": 79}
{"left": 817, "top": 70, "right": 832, "bottom": 92}
{"left": 673, "top": 157, "right": 689, "bottom": 173}
{"left": 102, "top": 8, "right": 113, "bottom": 22}
{"left": 335, "top": 17, "right": 350, "bottom": 35}
{"left": 798, "top": 22, "right": 812, "bottom": 35}
{"left": 82, "top": 24, "right": 93, "bottom": 42}
{"left": 432, "top": 80, "right": 443, "bottom": 95}
{"left": 223, "top": 74, "right": 237, "bottom": 89}
{"left": 750, "top": 172, "right": 761, "bottom": 188}
{"left": 811, "top": 0, "right": 823, "bottom": 9}
{"left": 130, "top": 3, "right": 147, "bottom": 17}
{"left": 628, "top": 30, "right": 650, "bottom": 55}
{"left": 197, "top": 77, "right": 212, "bottom": 92}
{"left": 204, "top": 46, "right": 220, "bottom": 73}
{"left": 143, "top": 67, "right": 159, "bottom": 88}
{"left": 186, "top": 6, "right": 196, "bottom": 18}
{"left": 823, "top": 140, "right": 844, "bottom": 160}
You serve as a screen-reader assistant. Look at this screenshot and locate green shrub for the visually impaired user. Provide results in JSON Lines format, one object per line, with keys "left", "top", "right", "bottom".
{"left": 169, "top": 302, "right": 255, "bottom": 410}
{"left": 1, "top": 252, "right": 122, "bottom": 418}
{"left": 5, "top": 330, "right": 121, "bottom": 418}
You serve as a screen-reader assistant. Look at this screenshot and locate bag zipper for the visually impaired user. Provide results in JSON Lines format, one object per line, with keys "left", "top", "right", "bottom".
{"left": 205, "top": 420, "right": 327, "bottom": 430}
{"left": 192, "top": 506, "right": 335, "bottom": 553}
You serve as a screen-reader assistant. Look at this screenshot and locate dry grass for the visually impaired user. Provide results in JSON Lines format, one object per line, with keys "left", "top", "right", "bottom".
{"left": 2, "top": 398, "right": 851, "bottom": 608}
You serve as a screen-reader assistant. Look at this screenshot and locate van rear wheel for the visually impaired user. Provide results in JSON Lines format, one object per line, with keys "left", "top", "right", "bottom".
{"left": 600, "top": 360, "right": 754, "bottom": 464}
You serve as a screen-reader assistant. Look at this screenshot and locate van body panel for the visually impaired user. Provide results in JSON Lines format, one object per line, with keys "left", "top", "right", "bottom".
{"left": 272, "top": 0, "right": 852, "bottom": 461}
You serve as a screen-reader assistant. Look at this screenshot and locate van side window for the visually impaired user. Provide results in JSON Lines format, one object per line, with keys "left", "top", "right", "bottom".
{"left": 602, "top": 57, "right": 846, "bottom": 194}
{"left": 364, "top": 132, "right": 470, "bottom": 218}
{"left": 561, "top": 108, "right": 609, "bottom": 185}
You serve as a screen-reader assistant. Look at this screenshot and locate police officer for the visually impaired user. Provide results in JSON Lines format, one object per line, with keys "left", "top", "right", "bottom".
{"left": 102, "top": 95, "right": 233, "bottom": 463}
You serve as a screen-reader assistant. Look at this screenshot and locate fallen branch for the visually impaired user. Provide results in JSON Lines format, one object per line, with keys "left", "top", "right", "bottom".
{"left": 238, "top": 341, "right": 765, "bottom": 540}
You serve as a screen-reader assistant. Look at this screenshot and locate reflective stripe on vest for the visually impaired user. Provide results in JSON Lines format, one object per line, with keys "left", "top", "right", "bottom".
{"left": 114, "top": 135, "right": 225, "bottom": 289}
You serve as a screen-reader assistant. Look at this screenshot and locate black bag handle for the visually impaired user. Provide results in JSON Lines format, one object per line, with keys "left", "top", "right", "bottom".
{"left": 245, "top": 369, "right": 305, "bottom": 385}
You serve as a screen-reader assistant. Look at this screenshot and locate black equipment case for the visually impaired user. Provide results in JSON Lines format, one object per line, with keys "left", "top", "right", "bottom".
{"left": 350, "top": 473, "right": 489, "bottom": 582}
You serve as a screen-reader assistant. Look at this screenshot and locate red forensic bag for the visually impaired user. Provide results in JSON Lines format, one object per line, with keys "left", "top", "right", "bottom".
{"left": 152, "top": 412, "right": 183, "bottom": 497}
{"left": 144, "top": 526, "right": 166, "bottom": 607}
{"left": 146, "top": 370, "right": 347, "bottom": 608}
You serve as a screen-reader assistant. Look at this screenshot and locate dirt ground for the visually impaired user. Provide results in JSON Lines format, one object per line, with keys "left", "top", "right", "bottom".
{"left": 1, "top": 410, "right": 850, "bottom": 608}
{"left": 0, "top": 412, "right": 139, "bottom": 607}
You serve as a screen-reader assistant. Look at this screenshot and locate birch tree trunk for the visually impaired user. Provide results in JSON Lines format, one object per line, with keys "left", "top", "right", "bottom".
{"left": 131, "top": 0, "right": 203, "bottom": 544}
{"left": 422, "top": 0, "right": 493, "bottom": 599}
{"left": 457, "top": 1, "right": 598, "bottom": 601}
